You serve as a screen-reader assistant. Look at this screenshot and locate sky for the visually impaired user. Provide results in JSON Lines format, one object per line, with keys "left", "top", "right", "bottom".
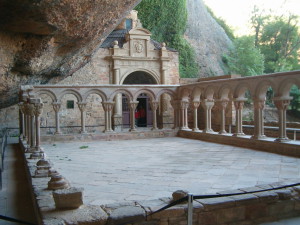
{"left": 203, "top": 0, "right": 300, "bottom": 36}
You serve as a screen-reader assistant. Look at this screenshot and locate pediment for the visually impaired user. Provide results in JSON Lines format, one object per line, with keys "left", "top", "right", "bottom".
{"left": 128, "top": 28, "right": 151, "bottom": 36}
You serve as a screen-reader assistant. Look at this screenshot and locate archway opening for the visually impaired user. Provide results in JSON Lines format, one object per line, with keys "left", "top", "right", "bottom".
{"left": 121, "top": 71, "right": 157, "bottom": 128}
{"left": 123, "top": 71, "right": 157, "bottom": 85}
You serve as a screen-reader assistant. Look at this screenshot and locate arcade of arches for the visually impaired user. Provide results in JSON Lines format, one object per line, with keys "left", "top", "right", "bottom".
{"left": 19, "top": 70, "right": 300, "bottom": 155}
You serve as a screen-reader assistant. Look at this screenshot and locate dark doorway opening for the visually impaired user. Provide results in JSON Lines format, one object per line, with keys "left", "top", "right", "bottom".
{"left": 122, "top": 71, "right": 156, "bottom": 128}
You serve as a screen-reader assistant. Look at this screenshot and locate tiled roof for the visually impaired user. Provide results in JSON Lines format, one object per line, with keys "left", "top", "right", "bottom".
{"left": 100, "top": 29, "right": 177, "bottom": 52}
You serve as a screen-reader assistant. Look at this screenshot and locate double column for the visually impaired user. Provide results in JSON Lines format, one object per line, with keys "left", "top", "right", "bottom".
{"left": 201, "top": 99, "right": 214, "bottom": 133}
{"left": 233, "top": 99, "right": 245, "bottom": 136}
{"left": 129, "top": 101, "right": 139, "bottom": 132}
{"left": 274, "top": 98, "right": 291, "bottom": 142}
{"left": 102, "top": 102, "right": 115, "bottom": 133}
{"left": 150, "top": 101, "right": 159, "bottom": 130}
{"left": 179, "top": 100, "right": 189, "bottom": 130}
{"left": 52, "top": 102, "right": 62, "bottom": 134}
{"left": 77, "top": 102, "right": 87, "bottom": 134}
{"left": 251, "top": 99, "right": 266, "bottom": 139}
{"left": 216, "top": 99, "right": 228, "bottom": 134}
{"left": 192, "top": 101, "right": 200, "bottom": 132}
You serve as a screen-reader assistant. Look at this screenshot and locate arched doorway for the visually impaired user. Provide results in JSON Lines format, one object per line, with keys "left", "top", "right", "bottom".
{"left": 122, "top": 71, "right": 157, "bottom": 128}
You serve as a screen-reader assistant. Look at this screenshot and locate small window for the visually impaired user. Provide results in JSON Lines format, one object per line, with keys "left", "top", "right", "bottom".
{"left": 67, "top": 100, "right": 74, "bottom": 109}
{"left": 125, "top": 19, "right": 132, "bottom": 29}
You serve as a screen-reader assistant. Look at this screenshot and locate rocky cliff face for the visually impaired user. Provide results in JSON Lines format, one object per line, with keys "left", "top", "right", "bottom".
{"left": 185, "top": 0, "right": 232, "bottom": 77}
{"left": 0, "top": 0, "right": 141, "bottom": 108}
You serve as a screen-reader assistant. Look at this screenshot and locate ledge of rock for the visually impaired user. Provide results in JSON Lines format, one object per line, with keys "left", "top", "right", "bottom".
{"left": 0, "top": 0, "right": 141, "bottom": 108}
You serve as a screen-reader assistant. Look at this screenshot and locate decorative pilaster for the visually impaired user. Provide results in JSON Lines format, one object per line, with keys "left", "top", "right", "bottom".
{"left": 150, "top": 101, "right": 159, "bottom": 130}
{"left": 251, "top": 99, "right": 266, "bottom": 140}
{"left": 192, "top": 101, "right": 200, "bottom": 132}
{"left": 233, "top": 100, "right": 245, "bottom": 136}
{"left": 274, "top": 99, "right": 291, "bottom": 142}
{"left": 201, "top": 99, "right": 215, "bottom": 133}
{"left": 102, "top": 102, "right": 115, "bottom": 133}
{"left": 77, "top": 102, "right": 87, "bottom": 134}
{"left": 216, "top": 100, "right": 229, "bottom": 134}
{"left": 52, "top": 102, "right": 62, "bottom": 135}
{"left": 129, "top": 101, "right": 139, "bottom": 132}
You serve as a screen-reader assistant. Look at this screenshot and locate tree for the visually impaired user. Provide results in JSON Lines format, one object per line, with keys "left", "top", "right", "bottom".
{"left": 259, "top": 15, "right": 300, "bottom": 73}
{"left": 224, "top": 36, "right": 264, "bottom": 76}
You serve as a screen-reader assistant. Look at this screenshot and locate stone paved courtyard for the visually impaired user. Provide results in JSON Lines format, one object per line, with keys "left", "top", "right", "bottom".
{"left": 43, "top": 137, "right": 300, "bottom": 205}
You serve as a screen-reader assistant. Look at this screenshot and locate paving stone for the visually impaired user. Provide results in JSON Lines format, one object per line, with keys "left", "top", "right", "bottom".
{"left": 196, "top": 196, "right": 236, "bottom": 211}
{"left": 228, "top": 194, "right": 259, "bottom": 206}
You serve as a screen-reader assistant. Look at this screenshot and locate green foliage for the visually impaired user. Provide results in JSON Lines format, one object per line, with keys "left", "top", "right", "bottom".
{"left": 135, "top": 0, "right": 199, "bottom": 78}
{"left": 206, "top": 6, "right": 235, "bottom": 41}
{"left": 250, "top": 6, "right": 300, "bottom": 73}
{"left": 290, "top": 85, "right": 300, "bottom": 113}
{"left": 79, "top": 145, "right": 89, "bottom": 149}
{"left": 223, "top": 36, "right": 264, "bottom": 76}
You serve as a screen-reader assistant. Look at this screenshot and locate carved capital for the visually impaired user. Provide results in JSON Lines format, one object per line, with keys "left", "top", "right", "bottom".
{"left": 216, "top": 100, "right": 229, "bottom": 111}
{"left": 28, "top": 104, "right": 35, "bottom": 117}
{"left": 150, "top": 101, "right": 159, "bottom": 111}
{"left": 234, "top": 101, "right": 244, "bottom": 110}
{"left": 192, "top": 101, "right": 200, "bottom": 109}
{"left": 33, "top": 103, "right": 44, "bottom": 117}
{"left": 77, "top": 102, "right": 87, "bottom": 112}
{"left": 102, "top": 102, "right": 114, "bottom": 112}
{"left": 52, "top": 102, "right": 61, "bottom": 112}
{"left": 274, "top": 100, "right": 290, "bottom": 110}
{"left": 180, "top": 101, "right": 189, "bottom": 110}
{"left": 253, "top": 100, "right": 265, "bottom": 110}
{"left": 129, "top": 101, "right": 139, "bottom": 111}
{"left": 201, "top": 99, "right": 214, "bottom": 110}
{"left": 19, "top": 102, "right": 25, "bottom": 114}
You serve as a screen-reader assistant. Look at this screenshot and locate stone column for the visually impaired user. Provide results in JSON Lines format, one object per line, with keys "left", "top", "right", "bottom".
{"left": 179, "top": 101, "right": 186, "bottom": 130}
{"left": 201, "top": 99, "right": 215, "bottom": 133}
{"left": 19, "top": 102, "right": 26, "bottom": 140}
{"left": 129, "top": 101, "right": 139, "bottom": 132}
{"left": 113, "top": 66, "right": 122, "bottom": 131}
{"left": 102, "top": 102, "right": 115, "bottom": 133}
{"left": 28, "top": 103, "right": 36, "bottom": 152}
{"left": 77, "top": 102, "right": 87, "bottom": 134}
{"left": 233, "top": 100, "right": 245, "bottom": 136}
{"left": 274, "top": 99, "right": 291, "bottom": 142}
{"left": 150, "top": 101, "right": 159, "bottom": 130}
{"left": 33, "top": 102, "right": 44, "bottom": 151}
{"left": 52, "top": 102, "right": 62, "bottom": 135}
{"left": 192, "top": 101, "right": 200, "bottom": 132}
{"left": 216, "top": 100, "right": 228, "bottom": 134}
{"left": 251, "top": 99, "right": 266, "bottom": 139}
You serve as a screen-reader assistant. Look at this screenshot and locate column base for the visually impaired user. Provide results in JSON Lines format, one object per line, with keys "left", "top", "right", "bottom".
{"left": 218, "top": 130, "right": 227, "bottom": 134}
{"left": 80, "top": 131, "right": 87, "bottom": 134}
{"left": 55, "top": 131, "right": 62, "bottom": 135}
{"left": 103, "top": 130, "right": 114, "bottom": 133}
{"left": 129, "top": 128, "right": 137, "bottom": 132}
{"left": 151, "top": 127, "right": 158, "bottom": 131}
{"left": 274, "top": 137, "right": 290, "bottom": 143}
{"left": 30, "top": 151, "right": 45, "bottom": 159}
{"left": 203, "top": 129, "right": 214, "bottom": 133}
{"left": 192, "top": 128, "right": 200, "bottom": 132}
{"left": 232, "top": 133, "right": 245, "bottom": 137}
{"left": 251, "top": 135, "right": 267, "bottom": 140}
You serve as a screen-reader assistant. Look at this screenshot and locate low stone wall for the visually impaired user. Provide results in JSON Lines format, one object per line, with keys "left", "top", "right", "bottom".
{"left": 20, "top": 137, "right": 300, "bottom": 225}
{"left": 41, "top": 129, "right": 177, "bottom": 143}
{"left": 178, "top": 130, "right": 300, "bottom": 158}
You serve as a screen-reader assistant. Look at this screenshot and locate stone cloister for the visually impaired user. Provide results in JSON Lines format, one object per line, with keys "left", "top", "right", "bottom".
{"left": 19, "top": 70, "right": 300, "bottom": 155}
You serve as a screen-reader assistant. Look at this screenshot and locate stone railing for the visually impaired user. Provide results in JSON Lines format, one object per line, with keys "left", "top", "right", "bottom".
{"left": 176, "top": 70, "right": 300, "bottom": 143}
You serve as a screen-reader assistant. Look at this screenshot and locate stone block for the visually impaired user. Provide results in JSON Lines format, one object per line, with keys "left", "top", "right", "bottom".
{"left": 274, "top": 189, "right": 292, "bottom": 200}
{"left": 269, "top": 200, "right": 295, "bottom": 217}
{"left": 198, "top": 211, "right": 218, "bottom": 225}
{"left": 215, "top": 206, "right": 245, "bottom": 224}
{"left": 228, "top": 194, "right": 259, "bottom": 206}
{"left": 172, "top": 190, "right": 188, "bottom": 201}
{"left": 53, "top": 187, "right": 83, "bottom": 209}
{"left": 107, "top": 206, "right": 146, "bottom": 225}
{"left": 197, "top": 197, "right": 235, "bottom": 211}
{"left": 245, "top": 203, "right": 268, "bottom": 220}
{"left": 293, "top": 185, "right": 300, "bottom": 194}
{"left": 253, "top": 191, "right": 279, "bottom": 203}
{"left": 216, "top": 189, "right": 244, "bottom": 195}
{"left": 238, "top": 186, "right": 264, "bottom": 193}
{"left": 149, "top": 205, "right": 185, "bottom": 219}
{"left": 46, "top": 205, "right": 108, "bottom": 225}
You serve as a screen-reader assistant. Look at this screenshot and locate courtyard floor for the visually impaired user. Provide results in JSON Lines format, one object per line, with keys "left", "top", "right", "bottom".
{"left": 43, "top": 137, "right": 300, "bottom": 206}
